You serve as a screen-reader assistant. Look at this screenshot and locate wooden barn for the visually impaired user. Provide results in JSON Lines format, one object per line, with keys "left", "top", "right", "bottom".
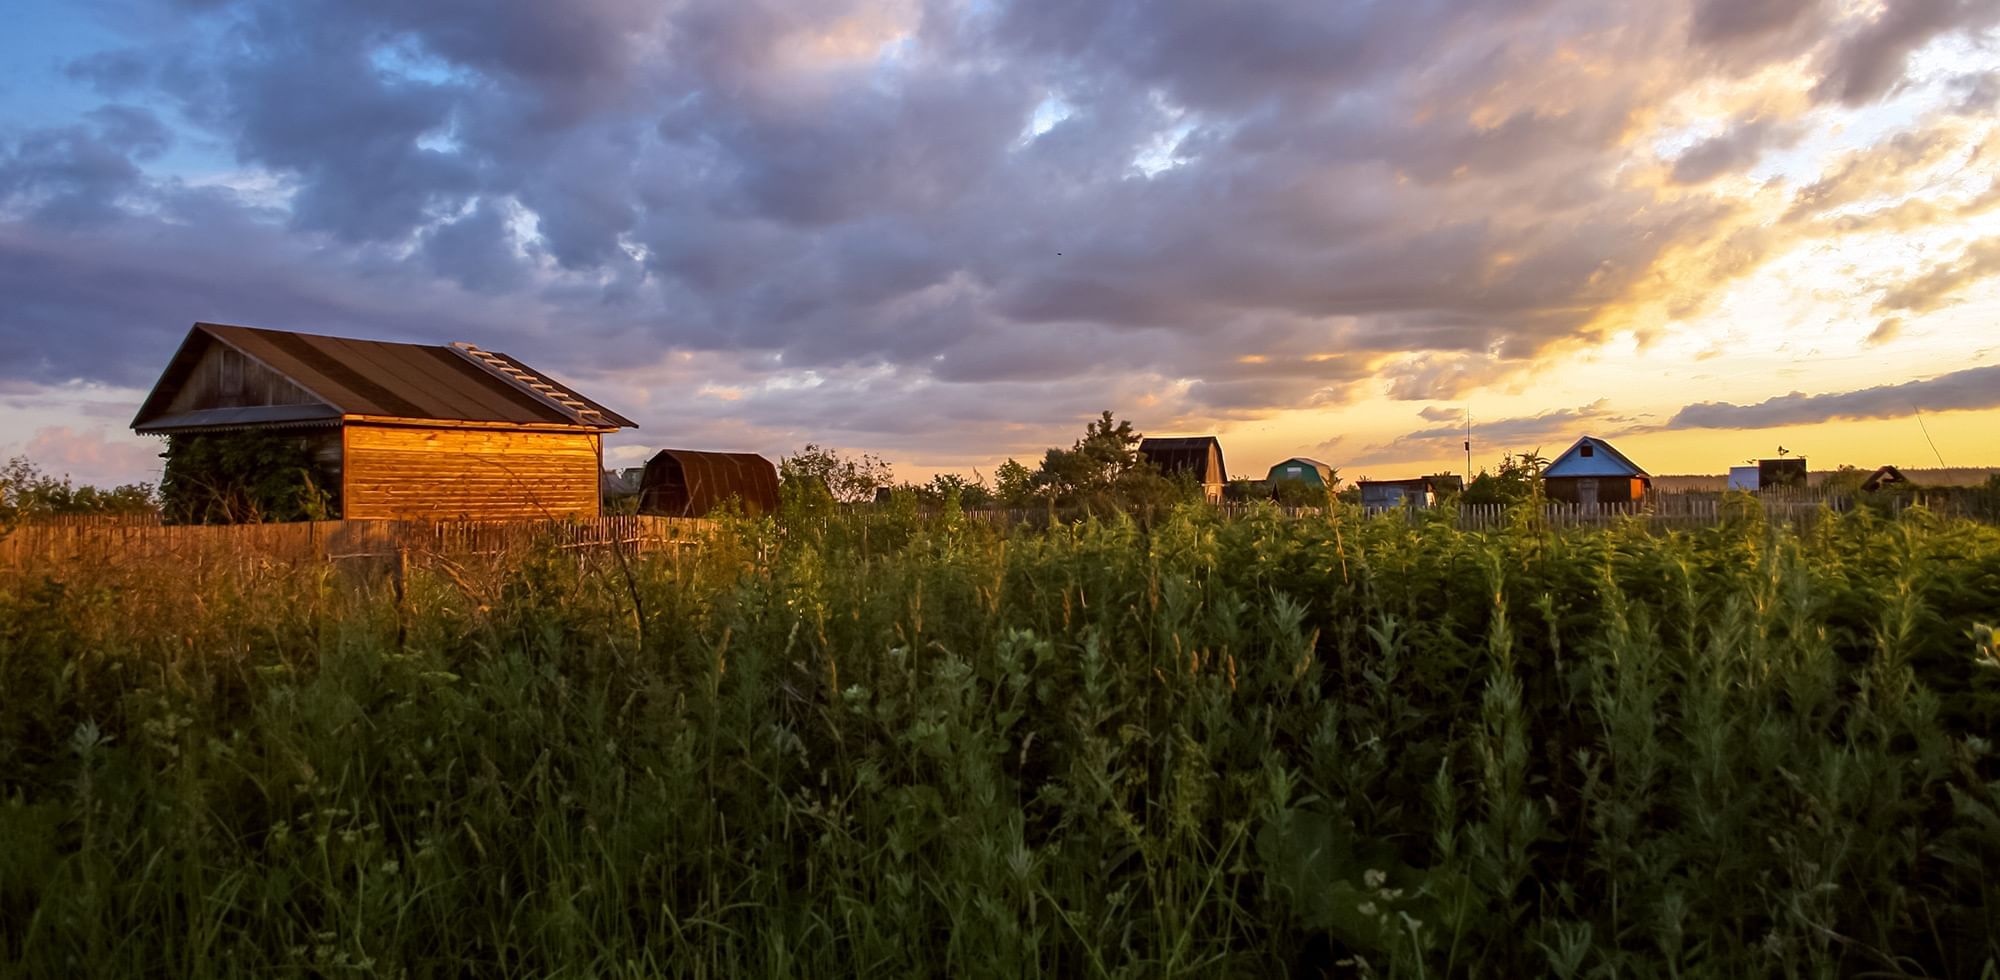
{"left": 637, "top": 449, "right": 780, "bottom": 517}
{"left": 131, "top": 322, "right": 636, "bottom": 521}
{"left": 1543, "top": 436, "right": 1650, "bottom": 507}
{"left": 1139, "top": 436, "right": 1229, "bottom": 502}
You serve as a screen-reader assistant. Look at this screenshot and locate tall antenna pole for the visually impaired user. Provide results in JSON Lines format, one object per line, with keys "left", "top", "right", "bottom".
{"left": 1464, "top": 408, "right": 1473, "bottom": 477}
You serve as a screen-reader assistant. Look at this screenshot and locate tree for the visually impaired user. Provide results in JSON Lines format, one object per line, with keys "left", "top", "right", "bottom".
{"left": 1, "top": 455, "right": 158, "bottom": 526}
{"left": 924, "top": 472, "right": 993, "bottom": 508}
{"left": 1033, "top": 411, "right": 1144, "bottom": 503}
{"left": 1461, "top": 451, "right": 1546, "bottom": 506}
{"left": 994, "top": 459, "right": 1037, "bottom": 507}
{"left": 779, "top": 444, "right": 894, "bottom": 504}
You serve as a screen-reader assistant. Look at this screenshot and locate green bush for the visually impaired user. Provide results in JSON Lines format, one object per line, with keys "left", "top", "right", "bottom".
{"left": 159, "top": 431, "right": 336, "bottom": 524}
{"left": 1, "top": 507, "right": 1997, "bottom": 976}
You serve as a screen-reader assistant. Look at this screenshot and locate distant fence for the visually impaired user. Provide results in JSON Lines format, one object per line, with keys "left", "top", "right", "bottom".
{"left": 1365, "top": 491, "right": 1988, "bottom": 530}
{"left": 941, "top": 489, "right": 1992, "bottom": 531}
{"left": 5, "top": 491, "right": 1990, "bottom": 568}
{"left": 0, "top": 515, "right": 711, "bottom": 567}
{"left": 14, "top": 511, "right": 165, "bottom": 528}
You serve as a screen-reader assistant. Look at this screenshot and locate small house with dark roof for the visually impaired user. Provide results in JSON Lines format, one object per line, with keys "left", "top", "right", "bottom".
{"left": 1138, "top": 436, "right": 1228, "bottom": 501}
{"left": 131, "top": 322, "right": 636, "bottom": 521}
{"left": 1543, "top": 435, "right": 1650, "bottom": 507}
{"left": 1358, "top": 475, "right": 1459, "bottom": 509}
{"left": 638, "top": 449, "right": 780, "bottom": 517}
{"left": 1860, "top": 465, "right": 1910, "bottom": 493}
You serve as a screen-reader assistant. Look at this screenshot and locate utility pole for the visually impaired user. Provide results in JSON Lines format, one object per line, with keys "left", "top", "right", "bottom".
{"left": 1464, "top": 409, "right": 1473, "bottom": 478}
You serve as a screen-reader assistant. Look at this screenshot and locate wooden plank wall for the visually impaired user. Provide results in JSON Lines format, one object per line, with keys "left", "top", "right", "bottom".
{"left": 342, "top": 425, "right": 602, "bottom": 521}
{"left": 164, "top": 343, "right": 324, "bottom": 413}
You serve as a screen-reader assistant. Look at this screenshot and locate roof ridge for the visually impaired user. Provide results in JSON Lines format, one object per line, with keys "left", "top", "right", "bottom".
{"left": 1548, "top": 435, "right": 1650, "bottom": 478}
{"left": 448, "top": 342, "right": 605, "bottom": 427}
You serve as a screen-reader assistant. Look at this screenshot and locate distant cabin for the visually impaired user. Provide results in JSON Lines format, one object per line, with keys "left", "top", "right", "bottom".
{"left": 1139, "top": 436, "right": 1229, "bottom": 502}
{"left": 1543, "top": 436, "right": 1650, "bottom": 507}
{"left": 638, "top": 449, "right": 780, "bottom": 517}
{"left": 1861, "top": 465, "right": 1909, "bottom": 493}
{"left": 601, "top": 466, "right": 646, "bottom": 501}
{"left": 131, "top": 322, "right": 636, "bottom": 521}
{"left": 1266, "top": 457, "right": 1335, "bottom": 488}
{"left": 1358, "top": 475, "right": 1458, "bottom": 509}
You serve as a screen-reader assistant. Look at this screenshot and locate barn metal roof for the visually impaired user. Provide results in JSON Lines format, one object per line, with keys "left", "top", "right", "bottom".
{"left": 1543, "top": 436, "right": 1649, "bottom": 479}
{"left": 131, "top": 323, "right": 636, "bottom": 432}
{"left": 133, "top": 404, "right": 343, "bottom": 434}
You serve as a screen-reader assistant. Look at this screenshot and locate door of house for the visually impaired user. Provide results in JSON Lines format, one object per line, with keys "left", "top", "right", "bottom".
{"left": 1578, "top": 478, "right": 1599, "bottom": 509}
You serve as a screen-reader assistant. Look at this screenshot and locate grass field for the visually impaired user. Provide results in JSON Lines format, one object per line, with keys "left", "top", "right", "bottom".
{"left": 3, "top": 502, "right": 1999, "bottom": 977}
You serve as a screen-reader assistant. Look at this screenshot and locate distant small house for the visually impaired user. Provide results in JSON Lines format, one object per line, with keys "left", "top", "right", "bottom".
{"left": 601, "top": 467, "right": 644, "bottom": 500}
{"left": 1727, "top": 465, "right": 1760, "bottom": 491}
{"left": 1358, "top": 475, "right": 1457, "bottom": 509}
{"left": 132, "top": 322, "right": 635, "bottom": 521}
{"left": 1266, "top": 457, "right": 1335, "bottom": 489}
{"left": 638, "top": 449, "right": 780, "bottom": 517}
{"left": 1758, "top": 457, "right": 1807, "bottom": 489}
{"left": 1139, "top": 436, "right": 1229, "bottom": 502}
{"left": 1543, "top": 436, "right": 1650, "bottom": 506}
{"left": 1861, "top": 465, "right": 1910, "bottom": 493}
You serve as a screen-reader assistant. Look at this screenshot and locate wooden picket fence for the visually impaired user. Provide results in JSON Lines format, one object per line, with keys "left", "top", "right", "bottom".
{"left": 941, "top": 490, "right": 1988, "bottom": 531}
{"left": 1369, "top": 491, "right": 1981, "bottom": 530}
{"left": 0, "top": 515, "right": 710, "bottom": 567}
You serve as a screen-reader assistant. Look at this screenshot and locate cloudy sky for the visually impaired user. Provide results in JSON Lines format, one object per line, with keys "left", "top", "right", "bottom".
{"left": 2, "top": 0, "right": 1997, "bottom": 487}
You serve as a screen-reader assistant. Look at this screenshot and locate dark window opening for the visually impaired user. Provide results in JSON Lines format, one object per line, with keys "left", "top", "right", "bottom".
{"left": 1580, "top": 443, "right": 1594, "bottom": 457}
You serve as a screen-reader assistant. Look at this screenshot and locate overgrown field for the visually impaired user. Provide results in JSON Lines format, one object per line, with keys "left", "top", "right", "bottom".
{"left": 3, "top": 504, "right": 1999, "bottom": 977}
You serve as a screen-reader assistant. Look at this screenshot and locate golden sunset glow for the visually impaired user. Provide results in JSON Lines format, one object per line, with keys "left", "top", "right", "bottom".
{"left": 1, "top": 0, "right": 1996, "bottom": 488}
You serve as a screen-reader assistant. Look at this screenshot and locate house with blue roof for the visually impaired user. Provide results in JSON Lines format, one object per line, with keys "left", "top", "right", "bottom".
{"left": 1542, "top": 436, "right": 1650, "bottom": 507}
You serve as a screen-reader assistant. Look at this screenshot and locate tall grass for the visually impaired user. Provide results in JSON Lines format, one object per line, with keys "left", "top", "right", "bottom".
{"left": 2, "top": 503, "right": 1997, "bottom": 977}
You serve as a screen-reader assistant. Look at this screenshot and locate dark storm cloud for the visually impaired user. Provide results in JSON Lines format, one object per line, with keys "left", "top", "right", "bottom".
{"left": 1948, "top": 70, "right": 2000, "bottom": 112}
{"left": 1663, "top": 365, "right": 2000, "bottom": 429}
{"left": 0, "top": 202, "right": 548, "bottom": 387}
{"left": 208, "top": 20, "right": 477, "bottom": 242}
{"left": 0, "top": 0, "right": 1992, "bottom": 469}
{"left": 1814, "top": 0, "right": 2000, "bottom": 106}
{"left": 1689, "top": 0, "right": 1822, "bottom": 45}
{"left": 1670, "top": 118, "right": 1801, "bottom": 184}
{"left": 421, "top": 198, "right": 530, "bottom": 292}
{"left": 0, "top": 107, "right": 168, "bottom": 224}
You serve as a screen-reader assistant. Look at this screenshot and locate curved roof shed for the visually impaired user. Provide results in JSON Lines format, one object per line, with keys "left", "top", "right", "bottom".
{"left": 638, "top": 449, "right": 780, "bottom": 517}
{"left": 1267, "top": 457, "right": 1334, "bottom": 486}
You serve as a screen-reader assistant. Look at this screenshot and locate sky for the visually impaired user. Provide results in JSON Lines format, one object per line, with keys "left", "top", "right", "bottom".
{"left": 1, "top": 0, "right": 1997, "bottom": 488}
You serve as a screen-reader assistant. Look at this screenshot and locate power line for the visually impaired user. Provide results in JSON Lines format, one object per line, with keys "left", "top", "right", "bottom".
{"left": 1913, "top": 406, "right": 1947, "bottom": 468}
